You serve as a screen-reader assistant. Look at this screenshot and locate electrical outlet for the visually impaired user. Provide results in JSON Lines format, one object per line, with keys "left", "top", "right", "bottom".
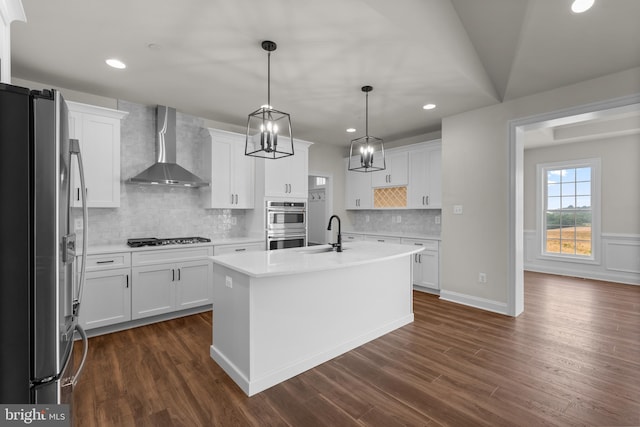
{"left": 365, "top": 215, "right": 370, "bottom": 223}
{"left": 231, "top": 216, "right": 237, "bottom": 225}
{"left": 225, "top": 276, "right": 233, "bottom": 288}
{"left": 478, "top": 273, "right": 487, "bottom": 283}
{"left": 397, "top": 215, "right": 402, "bottom": 223}
{"left": 74, "top": 218, "right": 83, "bottom": 230}
{"left": 435, "top": 215, "right": 441, "bottom": 224}
{"left": 453, "top": 205, "right": 463, "bottom": 215}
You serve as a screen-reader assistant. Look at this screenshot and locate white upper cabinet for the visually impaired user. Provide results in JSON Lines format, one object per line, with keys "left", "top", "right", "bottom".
{"left": 203, "top": 129, "right": 255, "bottom": 209}
{"left": 408, "top": 142, "right": 441, "bottom": 209}
{"left": 345, "top": 157, "right": 372, "bottom": 209}
{"left": 371, "top": 150, "right": 408, "bottom": 188}
{"left": 259, "top": 139, "right": 311, "bottom": 199}
{"left": 67, "top": 102, "right": 128, "bottom": 208}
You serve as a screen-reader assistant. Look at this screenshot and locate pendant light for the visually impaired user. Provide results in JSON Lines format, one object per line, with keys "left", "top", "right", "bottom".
{"left": 348, "top": 86, "right": 385, "bottom": 172}
{"left": 245, "top": 40, "right": 294, "bottom": 159}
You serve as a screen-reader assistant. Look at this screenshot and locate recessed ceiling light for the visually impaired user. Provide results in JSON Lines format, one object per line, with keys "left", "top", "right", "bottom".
{"left": 423, "top": 103, "right": 436, "bottom": 110}
{"left": 105, "top": 58, "right": 126, "bottom": 69}
{"left": 571, "top": 0, "right": 595, "bottom": 13}
{"left": 346, "top": 128, "right": 356, "bottom": 133}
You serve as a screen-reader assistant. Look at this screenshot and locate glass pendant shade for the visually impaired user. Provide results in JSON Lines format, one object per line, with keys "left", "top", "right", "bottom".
{"left": 245, "top": 41, "right": 294, "bottom": 159}
{"left": 348, "top": 86, "right": 385, "bottom": 172}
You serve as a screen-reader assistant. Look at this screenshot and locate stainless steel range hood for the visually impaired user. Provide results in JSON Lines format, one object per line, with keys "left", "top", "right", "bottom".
{"left": 128, "top": 106, "right": 209, "bottom": 188}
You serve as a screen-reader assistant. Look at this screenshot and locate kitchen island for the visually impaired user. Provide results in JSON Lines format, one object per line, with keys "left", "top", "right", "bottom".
{"left": 209, "top": 240, "right": 424, "bottom": 396}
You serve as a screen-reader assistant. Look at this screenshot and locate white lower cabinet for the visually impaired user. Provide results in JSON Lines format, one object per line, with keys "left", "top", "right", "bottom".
{"left": 79, "top": 267, "right": 131, "bottom": 330}
{"left": 77, "top": 252, "right": 132, "bottom": 330}
{"left": 131, "top": 247, "right": 213, "bottom": 320}
{"left": 402, "top": 238, "right": 439, "bottom": 291}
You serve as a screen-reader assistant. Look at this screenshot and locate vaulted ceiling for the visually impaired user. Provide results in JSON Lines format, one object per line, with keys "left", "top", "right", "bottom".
{"left": 11, "top": 0, "right": 640, "bottom": 146}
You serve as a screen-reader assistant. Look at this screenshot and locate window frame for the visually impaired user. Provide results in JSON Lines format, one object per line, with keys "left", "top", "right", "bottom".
{"left": 535, "top": 158, "right": 601, "bottom": 265}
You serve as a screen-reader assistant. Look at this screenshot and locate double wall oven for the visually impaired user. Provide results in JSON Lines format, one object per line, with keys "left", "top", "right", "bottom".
{"left": 265, "top": 201, "right": 307, "bottom": 250}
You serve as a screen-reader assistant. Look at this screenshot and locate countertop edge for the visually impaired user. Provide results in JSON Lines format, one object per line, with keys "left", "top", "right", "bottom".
{"left": 210, "top": 242, "right": 424, "bottom": 278}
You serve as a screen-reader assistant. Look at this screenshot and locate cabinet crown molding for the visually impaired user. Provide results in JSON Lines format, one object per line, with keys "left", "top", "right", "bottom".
{"left": 0, "top": 0, "right": 26, "bottom": 25}
{"left": 67, "top": 101, "right": 129, "bottom": 120}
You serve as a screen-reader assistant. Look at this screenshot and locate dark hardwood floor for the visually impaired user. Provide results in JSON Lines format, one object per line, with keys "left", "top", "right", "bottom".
{"left": 72, "top": 272, "right": 640, "bottom": 426}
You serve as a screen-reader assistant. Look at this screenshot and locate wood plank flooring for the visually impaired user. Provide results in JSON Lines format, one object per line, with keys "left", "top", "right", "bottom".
{"left": 72, "top": 272, "right": 640, "bottom": 426}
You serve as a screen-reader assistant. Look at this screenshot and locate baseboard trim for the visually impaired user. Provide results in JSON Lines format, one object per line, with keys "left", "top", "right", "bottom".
{"left": 211, "top": 314, "right": 414, "bottom": 396}
{"left": 439, "top": 290, "right": 509, "bottom": 316}
{"left": 82, "top": 305, "right": 212, "bottom": 338}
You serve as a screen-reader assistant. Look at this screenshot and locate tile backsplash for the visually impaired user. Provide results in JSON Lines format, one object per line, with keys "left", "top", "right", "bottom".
{"left": 346, "top": 209, "right": 441, "bottom": 235}
{"left": 73, "top": 100, "right": 247, "bottom": 246}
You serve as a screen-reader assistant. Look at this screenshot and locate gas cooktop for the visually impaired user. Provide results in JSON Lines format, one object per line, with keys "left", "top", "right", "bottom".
{"left": 127, "top": 237, "right": 211, "bottom": 248}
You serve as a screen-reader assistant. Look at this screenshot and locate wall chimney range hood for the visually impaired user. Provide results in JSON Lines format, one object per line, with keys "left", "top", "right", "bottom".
{"left": 128, "top": 106, "right": 209, "bottom": 188}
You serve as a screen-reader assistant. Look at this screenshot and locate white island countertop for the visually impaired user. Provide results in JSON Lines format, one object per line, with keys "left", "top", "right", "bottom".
{"left": 209, "top": 240, "right": 424, "bottom": 278}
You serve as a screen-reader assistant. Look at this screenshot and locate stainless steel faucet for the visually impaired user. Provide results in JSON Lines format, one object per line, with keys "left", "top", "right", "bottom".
{"left": 327, "top": 215, "right": 342, "bottom": 252}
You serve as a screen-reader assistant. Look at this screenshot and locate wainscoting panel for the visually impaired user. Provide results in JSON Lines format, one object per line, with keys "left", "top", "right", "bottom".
{"left": 524, "top": 230, "right": 640, "bottom": 285}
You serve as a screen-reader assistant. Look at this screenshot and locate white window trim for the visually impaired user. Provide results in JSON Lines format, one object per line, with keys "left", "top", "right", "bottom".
{"left": 535, "top": 158, "right": 601, "bottom": 265}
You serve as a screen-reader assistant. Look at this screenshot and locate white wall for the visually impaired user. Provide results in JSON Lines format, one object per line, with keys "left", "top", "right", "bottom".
{"left": 441, "top": 67, "right": 640, "bottom": 314}
{"left": 524, "top": 134, "right": 640, "bottom": 233}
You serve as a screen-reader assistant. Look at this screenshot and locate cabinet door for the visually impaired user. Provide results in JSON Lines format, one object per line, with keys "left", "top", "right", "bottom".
{"left": 209, "top": 138, "right": 234, "bottom": 208}
{"left": 417, "top": 250, "right": 439, "bottom": 290}
{"left": 263, "top": 141, "right": 308, "bottom": 198}
{"left": 175, "top": 260, "right": 213, "bottom": 310}
{"left": 78, "top": 268, "right": 131, "bottom": 330}
{"left": 408, "top": 144, "right": 441, "bottom": 209}
{"left": 345, "top": 157, "right": 372, "bottom": 209}
{"left": 371, "top": 151, "right": 408, "bottom": 187}
{"left": 131, "top": 265, "right": 176, "bottom": 320}
{"left": 408, "top": 147, "right": 428, "bottom": 208}
{"left": 70, "top": 113, "right": 121, "bottom": 208}
{"left": 231, "top": 141, "right": 255, "bottom": 208}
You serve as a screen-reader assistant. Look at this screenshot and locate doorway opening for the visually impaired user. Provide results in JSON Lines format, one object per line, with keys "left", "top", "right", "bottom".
{"left": 308, "top": 173, "right": 333, "bottom": 245}
{"left": 508, "top": 94, "right": 640, "bottom": 316}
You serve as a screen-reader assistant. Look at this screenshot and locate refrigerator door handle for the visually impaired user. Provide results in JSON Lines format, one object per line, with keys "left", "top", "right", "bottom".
{"left": 70, "top": 139, "right": 89, "bottom": 319}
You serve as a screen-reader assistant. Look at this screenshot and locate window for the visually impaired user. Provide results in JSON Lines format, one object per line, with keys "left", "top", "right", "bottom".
{"left": 315, "top": 176, "right": 326, "bottom": 187}
{"left": 537, "top": 158, "right": 600, "bottom": 262}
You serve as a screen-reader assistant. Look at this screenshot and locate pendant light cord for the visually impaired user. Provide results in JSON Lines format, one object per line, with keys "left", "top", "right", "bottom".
{"left": 365, "top": 90, "right": 369, "bottom": 138}
{"left": 267, "top": 51, "right": 271, "bottom": 108}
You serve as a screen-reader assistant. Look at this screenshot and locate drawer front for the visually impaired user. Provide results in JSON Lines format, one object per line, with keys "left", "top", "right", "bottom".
{"left": 132, "top": 246, "right": 214, "bottom": 266}
{"left": 342, "top": 233, "right": 364, "bottom": 242}
{"left": 80, "top": 252, "right": 131, "bottom": 272}
{"left": 401, "top": 238, "right": 438, "bottom": 251}
{"left": 214, "top": 243, "right": 263, "bottom": 256}
{"left": 365, "top": 235, "right": 402, "bottom": 244}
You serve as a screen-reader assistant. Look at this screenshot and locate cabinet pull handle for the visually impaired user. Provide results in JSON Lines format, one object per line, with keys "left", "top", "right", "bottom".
{"left": 96, "top": 260, "right": 115, "bottom": 264}
{"left": 235, "top": 248, "right": 246, "bottom": 252}
{"left": 235, "top": 194, "right": 238, "bottom": 204}
{"left": 172, "top": 269, "right": 175, "bottom": 281}
{"left": 231, "top": 194, "right": 234, "bottom": 204}
{"left": 426, "top": 196, "right": 429, "bottom": 205}
{"left": 178, "top": 268, "right": 181, "bottom": 281}
{"left": 422, "top": 196, "right": 425, "bottom": 205}
{"left": 414, "top": 243, "right": 423, "bottom": 246}
{"left": 377, "top": 239, "right": 384, "bottom": 243}
{"left": 126, "top": 274, "right": 129, "bottom": 288}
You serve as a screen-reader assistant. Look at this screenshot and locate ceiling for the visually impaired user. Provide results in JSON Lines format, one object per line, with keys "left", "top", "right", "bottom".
{"left": 10, "top": 0, "right": 640, "bottom": 146}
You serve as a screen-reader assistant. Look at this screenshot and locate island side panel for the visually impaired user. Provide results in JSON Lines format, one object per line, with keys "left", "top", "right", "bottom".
{"left": 210, "top": 265, "right": 251, "bottom": 392}
{"left": 248, "top": 255, "right": 413, "bottom": 395}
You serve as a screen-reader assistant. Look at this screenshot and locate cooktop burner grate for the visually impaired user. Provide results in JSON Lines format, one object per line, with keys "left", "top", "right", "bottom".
{"left": 127, "top": 237, "right": 211, "bottom": 248}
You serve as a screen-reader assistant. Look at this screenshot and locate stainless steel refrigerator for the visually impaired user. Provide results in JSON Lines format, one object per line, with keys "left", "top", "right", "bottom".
{"left": 0, "top": 83, "right": 89, "bottom": 405}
